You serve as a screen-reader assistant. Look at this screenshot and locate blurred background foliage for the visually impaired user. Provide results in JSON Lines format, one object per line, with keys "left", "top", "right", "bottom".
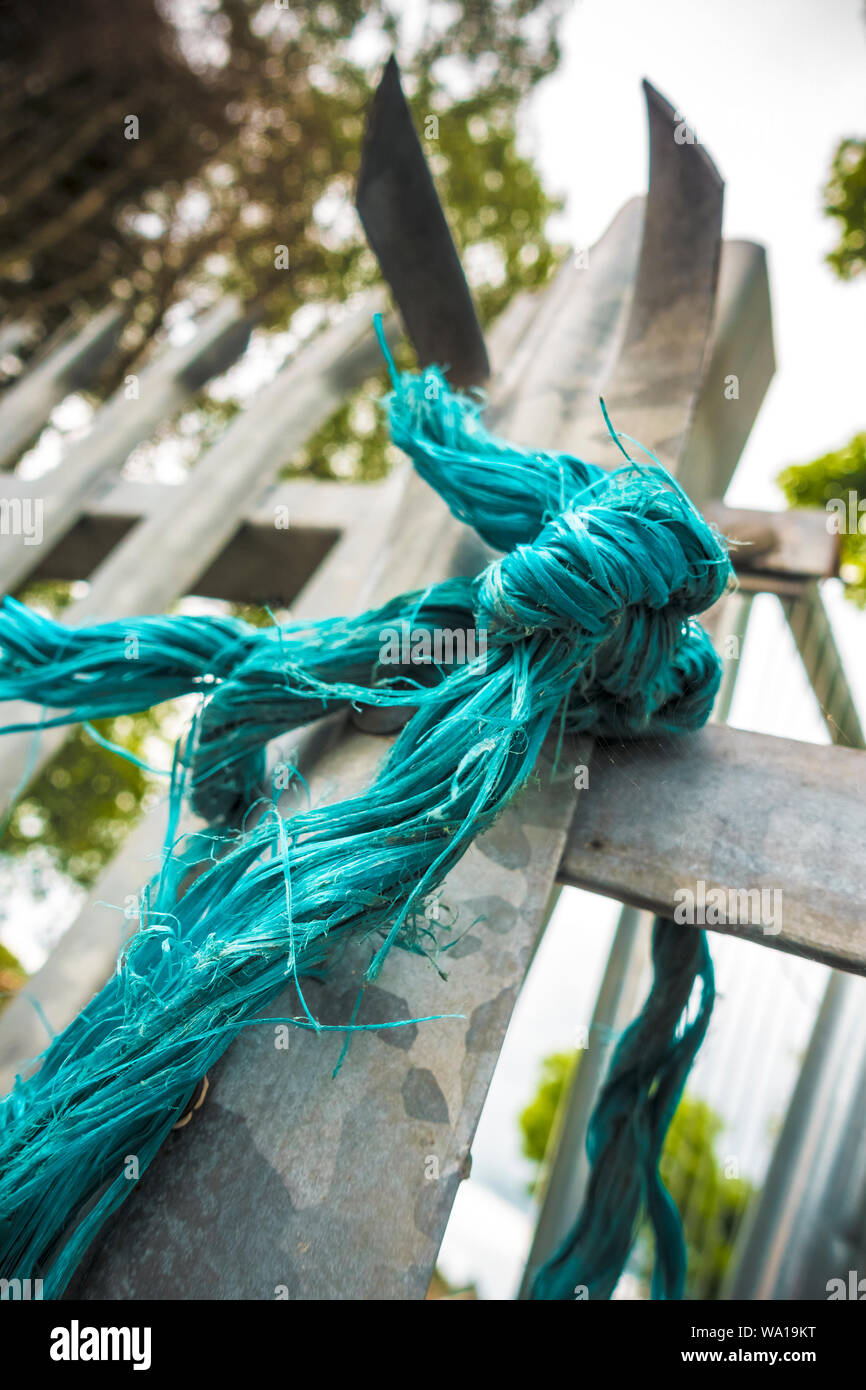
{"left": 3, "top": 713, "right": 165, "bottom": 888}
{"left": 0, "top": 942, "right": 27, "bottom": 1012}
{"left": 823, "top": 136, "right": 866, "bottom": 281}
{"left": 778, "top": 433, "right": 866, "bottom": 606}
{"left": 0, "top": 0, "right": 567, "bottom": 994}
{"left": 0, "top": 0, "right": 564, "bottom": 392}
{"left": 778, "top": 104, "right": 866, "bottom": 604}
{"left": 520, "top": 1049, "right": 755, "bottom": 1300}
{"left": 1, "top": 579, "right": 175, "bottom": 889}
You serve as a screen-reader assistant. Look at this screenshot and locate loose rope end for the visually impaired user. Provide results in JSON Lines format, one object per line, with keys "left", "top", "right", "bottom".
{"left": 598, "top": 396, "right": 634, "bottom": 464}
{"left": 373, "top": 312, "right": 400, "bottom": 389}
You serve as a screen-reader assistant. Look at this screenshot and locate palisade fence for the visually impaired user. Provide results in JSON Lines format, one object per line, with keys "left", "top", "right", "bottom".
{"left": 0, "top": 87, "right": 865, "bottom": 1301}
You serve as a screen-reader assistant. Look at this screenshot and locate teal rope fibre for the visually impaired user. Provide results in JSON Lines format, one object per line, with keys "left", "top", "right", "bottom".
{"left": 0, "top": 316, "right": 732, "bottom": 1298}
{"left": 531, "top": 920, "right": 715, "bottom": 1301}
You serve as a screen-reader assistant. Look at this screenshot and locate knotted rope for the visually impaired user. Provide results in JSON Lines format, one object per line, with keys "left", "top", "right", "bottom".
{"left": 0, "top": 318, "right": 730, "bottom": 1298}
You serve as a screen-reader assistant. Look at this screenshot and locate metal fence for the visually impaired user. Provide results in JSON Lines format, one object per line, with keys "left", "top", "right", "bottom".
{"left": 0, "top": 75, "right": 863, "bottom": 1301}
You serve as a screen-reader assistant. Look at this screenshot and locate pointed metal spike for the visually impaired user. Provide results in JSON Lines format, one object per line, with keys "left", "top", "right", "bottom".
{"left": 580, "top": 79, "right": 725, "bottom": 474}
{"left": 356, "top": 56, "right": 490, "bottom": 388}
{"left": 627, "top": 80, "right": 725, "bottom": 353}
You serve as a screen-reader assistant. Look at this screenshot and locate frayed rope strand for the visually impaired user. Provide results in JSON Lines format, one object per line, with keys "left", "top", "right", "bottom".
{"left": 0, "top": 319, "right": 732, "bottom": 1297}
{"left": 530, "top": 921, "right": 715, "bottom": 1301}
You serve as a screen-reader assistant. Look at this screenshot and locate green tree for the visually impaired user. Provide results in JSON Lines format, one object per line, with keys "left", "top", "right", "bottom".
{"left": 657, "top": 1094, "right": 753, "bottom": 1300}
{"left": 778, "top": 435, "right": 866, "bottom": 605}
{"left": 823, "top": 137, "right": 866, "bottom": 280}
{"left": 0, "top": 0, "right": 564, "bottom": 394}
{"left": 520, "top": 1050, "right": 576, "bottom": 1186}
{"left": 777, "top": 94, "right": 866, "bottom": 602}
{"left": 520, "top": 1050, "right": 754, "bottom": 1300}
{"left": 0, "top": 942, "right": 27, "bottom": 1012}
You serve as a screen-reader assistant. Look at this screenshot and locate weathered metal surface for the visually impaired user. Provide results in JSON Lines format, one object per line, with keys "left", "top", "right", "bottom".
{"left": 493, "top": 199, "right": 643, "bottom": 449}
{"left": 0, "top": 298, "right": 254, "bottom": 596}
{"left": 69, "top": 728, "right": 582, "bottom": 1299}
{"left": 59, "top": 299, "right": 389, "bottom": 623}
{"left": 559, "top": 724, "right": 866, "bottom": 974}
{"left": 725, "top": 554, "right": 866, "bottom": 1302}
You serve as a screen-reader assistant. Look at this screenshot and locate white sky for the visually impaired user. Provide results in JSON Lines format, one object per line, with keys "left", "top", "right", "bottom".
{"left": 524, "top": 0, "right": 866, "bottom": 509}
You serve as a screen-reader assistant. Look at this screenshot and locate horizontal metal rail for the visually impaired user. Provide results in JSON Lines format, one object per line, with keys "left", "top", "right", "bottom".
{"left": 2, "top": 473, "right": 835, "bottom": 597}
{"left": 559, "top": 723, "right": 866, "bottom": 975}
{"left": 0, "top": 298, "right": 254, "bottom": 596}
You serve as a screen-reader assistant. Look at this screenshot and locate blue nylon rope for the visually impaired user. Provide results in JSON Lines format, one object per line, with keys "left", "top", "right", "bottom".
{"left": 0, "top": 316, "right": 731, "bottom": 1298}
{"left": 530, "top": 920, "right": 715, "bottom": 1301}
